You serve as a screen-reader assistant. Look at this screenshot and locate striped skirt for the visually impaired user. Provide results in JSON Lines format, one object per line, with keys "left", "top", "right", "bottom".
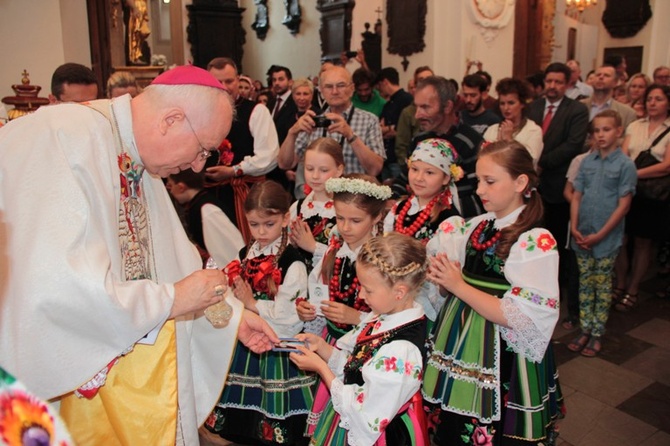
{"left": 423, "top": 296, "right": 564, "bottom": 443}
{"left": 206, "top": 340, "right": 316, "bottom": 444}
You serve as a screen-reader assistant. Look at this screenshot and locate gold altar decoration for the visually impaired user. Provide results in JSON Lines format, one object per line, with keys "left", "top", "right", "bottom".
{"left": 1, "top": 70, "right": 50, "bottom": 121}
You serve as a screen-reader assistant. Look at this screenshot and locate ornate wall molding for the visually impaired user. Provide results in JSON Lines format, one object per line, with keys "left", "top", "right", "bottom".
{"left": 468, "top": 0, "right": 515, "bottom": 43}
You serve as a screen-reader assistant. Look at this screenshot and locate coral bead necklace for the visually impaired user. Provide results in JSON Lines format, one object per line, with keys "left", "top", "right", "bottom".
{"left": 394, "top": 195, "right": 439, "bottom": 237}
{"left": 469, "top": 219, "right": 501, "bottom": 251}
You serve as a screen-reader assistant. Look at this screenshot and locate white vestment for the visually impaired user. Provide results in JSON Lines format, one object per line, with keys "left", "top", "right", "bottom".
{"left": 0, "top": 97, "right": 240, "bottom": 445}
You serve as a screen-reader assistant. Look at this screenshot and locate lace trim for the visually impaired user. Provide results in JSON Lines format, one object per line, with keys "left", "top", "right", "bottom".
{"left": 421, "top": 393, "right": 499, "bottom": 424}
{"left": 425, "top": 323, "right": 501, "bottom": 421}
{"left": 426, "top": 353, "right": 498, "bottom": 388}
{"left": 225, "top": 373, "right": 316, "bottom": 391}
{"left": 214, "top": 402, "right": 311, "bottom": 420}
{"left": 499, "top": 297, "right": 547, "bottom": 363}
{"left": 306, "top": 409, "right": 322, "bottom": 428}
{"left": 329, "top": 378, "right": 347, "bottom": 427}
{"left": 327, "top": 348, "right": 344, "bottom": 371}
{"left": 75, "top": 345, "right": 134, "bottom": 398}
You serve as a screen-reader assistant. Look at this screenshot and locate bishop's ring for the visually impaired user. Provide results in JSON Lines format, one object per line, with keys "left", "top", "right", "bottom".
{"left": 214, "top": 284, "right": 225, "bottom": 296}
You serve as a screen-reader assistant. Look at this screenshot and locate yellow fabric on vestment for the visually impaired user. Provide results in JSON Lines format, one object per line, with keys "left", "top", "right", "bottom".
{"left": 59, "top": 321, "right": 178, "bottom": 446}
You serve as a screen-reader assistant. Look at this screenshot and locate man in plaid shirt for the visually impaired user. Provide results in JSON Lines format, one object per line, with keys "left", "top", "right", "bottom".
{"left": 278, "top": 65, "right": 385, "bottom": 176}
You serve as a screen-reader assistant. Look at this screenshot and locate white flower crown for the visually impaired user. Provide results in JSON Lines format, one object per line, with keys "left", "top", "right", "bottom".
{"left": 326, "top": 178, "right": 392, "bottom": 200}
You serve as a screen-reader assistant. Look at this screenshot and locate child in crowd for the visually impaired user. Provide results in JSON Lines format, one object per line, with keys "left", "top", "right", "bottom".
{"left": 291, "top": 233, "right": 429, "bottom": 445}
{"left": 205, "top": 181, "right": 314, "bottom": 445}
{"left": 568, "top": 110, "right": 637, "bottom": 357}
{"left": 383, "top": 138, "right": 462, "bottom": 241}
{"left": 383, "top": 137, "right": 463, "bottom": 323}
{"left": 560, "top": 134, "right": 595, "bottom": 331}
{"left": 423, "top": 140, "right": 564, "bottom": 445}
{"left": 296, "top": 175, "right": 392, "bottom": 435}
{"left": 289, "top": 137, "right": 344, "bottom": 271}
{"left": 166, "top": 169, "right": 244, "bottom": 267}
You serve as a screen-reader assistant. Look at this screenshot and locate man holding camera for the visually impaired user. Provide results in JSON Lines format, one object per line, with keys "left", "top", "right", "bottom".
{"left": 278, "top": 66, "right": 385, "bottom": 176}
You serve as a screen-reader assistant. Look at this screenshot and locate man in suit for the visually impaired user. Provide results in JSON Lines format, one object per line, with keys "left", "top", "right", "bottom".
{"left": 266, "top": 65, "right": 299, "bottom": 191}
{"left": 581, "top": 65, "right": 636, "bottom": 131}
{"left": 528, "top": 62, "right": 589, "bottom": 329}
{"left": 267, "top": 65, "right": 298, "bottom": 144}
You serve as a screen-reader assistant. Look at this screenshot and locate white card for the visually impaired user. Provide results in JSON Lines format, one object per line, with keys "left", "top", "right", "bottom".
{"left": 308, "top": 282, "right": 329, "bottom": 317}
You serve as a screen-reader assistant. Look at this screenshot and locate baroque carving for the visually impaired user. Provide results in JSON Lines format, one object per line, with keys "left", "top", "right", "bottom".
{"left": 468, "top": 0, "right": 515, "bottom": 43}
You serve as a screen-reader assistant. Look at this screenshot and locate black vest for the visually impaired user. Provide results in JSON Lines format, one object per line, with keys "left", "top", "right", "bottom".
{"left": 229, "top": 99, "right": 257, "bottom": 165}
{"left": 184, "top": 189, "right": 226, "bottom": 251}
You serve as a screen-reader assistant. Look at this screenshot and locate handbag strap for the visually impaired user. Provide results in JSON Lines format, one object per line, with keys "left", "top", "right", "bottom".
{"left": 647, "top": 124, "right": 670, "bottom": 151}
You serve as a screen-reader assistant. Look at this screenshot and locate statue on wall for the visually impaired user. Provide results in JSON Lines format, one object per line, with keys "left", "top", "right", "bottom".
{"left": 124, "top": 0, "right": 152, "bottom": 65}
{"left": 282, "top": 0, "right": 301, "bottom": 35}
{"left": 252, "top": 0, "right": 269, "bottom": 40}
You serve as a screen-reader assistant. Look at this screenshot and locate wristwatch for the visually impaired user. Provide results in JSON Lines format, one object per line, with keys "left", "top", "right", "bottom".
{"left": 233, "top": 164, "right": 244, "bottom": 177}
{"left": 346, "top": 133, "right": 358, "bottom": 144}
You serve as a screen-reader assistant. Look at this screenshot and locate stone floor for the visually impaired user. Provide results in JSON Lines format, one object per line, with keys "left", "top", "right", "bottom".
{"left": 552, "top": 273, "right": 670, "bottom": 446}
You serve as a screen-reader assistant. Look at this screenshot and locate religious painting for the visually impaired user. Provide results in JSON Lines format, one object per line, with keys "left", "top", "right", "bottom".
{"left": 386, "top": 0, "right": 427, "bottom": 71}
{"left": 602, "top": 0, "right": 651, "bottom": 38}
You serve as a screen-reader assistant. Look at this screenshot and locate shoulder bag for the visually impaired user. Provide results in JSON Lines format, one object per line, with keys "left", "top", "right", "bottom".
{"left": 634, "top": 125, "right": 670, "bottom": 201}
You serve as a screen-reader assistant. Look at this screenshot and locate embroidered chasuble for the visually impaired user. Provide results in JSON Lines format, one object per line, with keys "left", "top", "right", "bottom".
{"left": 59, "top": 104, "right": 179, "bottom": 445}
{"left": 0, "top": 97, "right": 243, "bottom": 446}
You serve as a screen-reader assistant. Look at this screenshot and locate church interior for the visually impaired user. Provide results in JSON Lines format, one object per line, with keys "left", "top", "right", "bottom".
{"left": 0, "top": 1, "right": 669, "bottom": 445}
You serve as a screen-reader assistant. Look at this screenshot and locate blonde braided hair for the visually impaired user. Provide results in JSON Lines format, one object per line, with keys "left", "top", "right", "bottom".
{"left": 357, "top": 233, "right": 427, "bottom": 291}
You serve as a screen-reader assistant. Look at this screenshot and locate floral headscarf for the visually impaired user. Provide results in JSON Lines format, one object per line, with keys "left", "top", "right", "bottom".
{"left": 409, "top": 138, "right": 464, "bottom": 213}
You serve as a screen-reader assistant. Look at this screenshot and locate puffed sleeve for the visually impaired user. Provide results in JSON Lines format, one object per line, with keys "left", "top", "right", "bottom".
{"left": 330, "top": 341, "right": 423, "bottom": 446}
{"left": 256, "top": 261, "right": 308, "bottom": 338}
{"left": 499, "top": 228, "right": 560, "bottom": 363}
{"left": 383, "top": 203, "right": 398, "bottom": 234}
{"left": 421, "top": 216, "right": 475, "bottom": 314}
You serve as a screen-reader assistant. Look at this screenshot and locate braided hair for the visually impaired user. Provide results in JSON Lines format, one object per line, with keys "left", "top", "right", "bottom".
{"left": 357, "top": 233, "right": 428, "bottom": 293}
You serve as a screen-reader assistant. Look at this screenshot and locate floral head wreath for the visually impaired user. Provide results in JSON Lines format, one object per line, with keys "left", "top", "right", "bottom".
{"left": 326, "top": 178, "right": 393, "bottom": 200}
{"left": 409, "top": 138, "right": 464, "bottom": 182}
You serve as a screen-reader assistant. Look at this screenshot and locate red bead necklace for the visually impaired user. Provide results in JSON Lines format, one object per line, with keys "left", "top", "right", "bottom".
{"left": 394, "top": 195, "right": 439, "bottom": 237}
{"left": 469, "top": 219, "right": 501, "bottom": 251}
{"left": 329, "top": 256, "right": 360, "bottom": 303}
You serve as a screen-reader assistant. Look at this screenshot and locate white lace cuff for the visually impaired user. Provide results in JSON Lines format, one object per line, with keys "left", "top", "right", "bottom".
{"left": 500, "top": 297, "right": 548, "bottom": 363}
{"left": 330, "top": 378, "right": 347, "bottom": 426}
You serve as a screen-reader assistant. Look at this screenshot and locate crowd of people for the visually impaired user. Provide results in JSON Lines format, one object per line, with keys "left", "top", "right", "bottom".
{"left": 0, "top": 55, "right": 669, "bottom": 446}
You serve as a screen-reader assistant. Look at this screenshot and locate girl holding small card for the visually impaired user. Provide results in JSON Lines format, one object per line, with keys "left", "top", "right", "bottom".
{"left": 204, "top": 181, "right": 314, "bottom": 445}
{"left": 298, "top": 175, "right": 392, "bottom": 436}
{"left": 291, "top": 233, "right": 429, "bottom": 446}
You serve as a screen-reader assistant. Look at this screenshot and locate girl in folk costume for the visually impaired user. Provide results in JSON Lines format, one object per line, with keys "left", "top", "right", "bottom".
{"left": 383, "top": 137, "right": 463, "bottom": 243}
{"left": 291, "top": 233, "right": 429, "bottom": 446}
{"left": 383, "top": 137, "right": 463, "bottom": 323}
{"left": 422, "top": 141, "right": 564, "bottom": 445}
{"left": 290, "top": 233, "right": 430, "bottom": 446}
{"left": 296, "top": 175, "right": 392, "bottom": 436}
{"left": 289, "top": 137, "right": 344, "bottom": 271}
{"left": 205, "top": 181, "right": 315, "bottom": 446}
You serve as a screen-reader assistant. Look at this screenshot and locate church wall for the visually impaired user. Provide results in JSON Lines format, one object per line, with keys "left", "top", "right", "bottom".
{"left": 239, "top": 0, "right": 322, "bottom": 83}
{"left": 0, "top": 0, "right": 89, "bottom": 101}
{"left": 554, "top": 0, "right": 670, "bottom": 76}
{"left": 2, "top": 1, "right": 669, "bottom": 111}
{"left": 371, "top": 0, "right": 516, "bottom": 92}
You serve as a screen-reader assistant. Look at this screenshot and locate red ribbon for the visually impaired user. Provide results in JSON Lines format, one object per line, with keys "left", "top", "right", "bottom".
{"left": 224, "top": 260, "right": 242, "bottom": 286}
